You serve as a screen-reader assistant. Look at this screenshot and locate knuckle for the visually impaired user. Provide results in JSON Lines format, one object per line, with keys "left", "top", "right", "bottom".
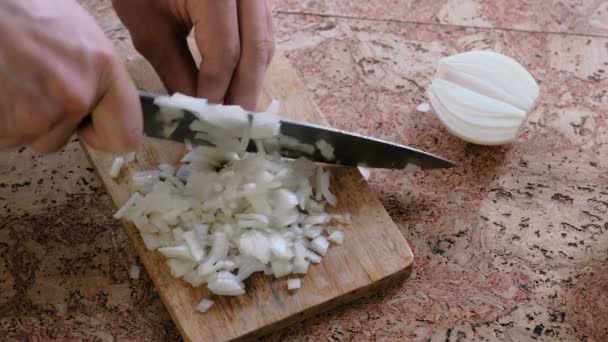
{"left": 60, "top": 91, "right": 90, "bottom": 116}
{"left": 16, "top": 111, "right": 53, "bottom": 141}
{"left": 250, "top": 39, "right": 275, "bottom": 66}
{"left": 205, "top": 43, "right": 241, "bottom": 72}
{"left": 131, "top": 33, "right": 157, "bottom": 58}
{"left": 112, "top": 129, "right": 143, "bottom": 153}
{"left": 92, "top": 46, "right": 118, "bottom": 72}
{"left": 30, "top": 140, "right": 63, "bottom": 154}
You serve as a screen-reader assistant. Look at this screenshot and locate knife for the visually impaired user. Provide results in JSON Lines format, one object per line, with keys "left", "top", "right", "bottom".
{"left": 82, "top": 91, "right": 455, "bottom": 169}
{"left": 138, "top": 91, "right": 455, "bottom": 170}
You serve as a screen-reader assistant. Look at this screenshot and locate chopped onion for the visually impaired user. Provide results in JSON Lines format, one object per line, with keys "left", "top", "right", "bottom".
{"left": 114, "top": 192, "right": 143, "bottom": 219}
{"left": 129, "top": 264, "right": 141, "bottom": 279}
{"left": 110, "top": 156, "right": 125, "bottom": 178}
{"left": 159, "top": 245, "right": 192, "bottom": 259}
{"left": 271, "top": 260, "right": 293, "bottom": 278}
{"left": 293, "top": 241, "right": 309, "bottom": 274}
{"left": 278, "top": 135, "right": 315, "bottom": 155}
{"left": 287, "top": 278, "right": 301, "bottom": 290}
{"left": 167, "top": 259, "right": 197, "bottom": 278}
{"left": 269, "top": 234, "right": 294, "bottom": 260}
{"left": 315, "top": 140, "right": 335, "bottom": 161}
{"left": 305, "top": 249, "right": 322, "bottom": 264}
{"left": 113, "top": 94, "right": 350, "bottom": 296}
{"left": 309, "top": 236, "right": 329, "bottom": 256}
{"left": 319, "top": 169, "right": 337, "bottom": 206}
{"left": 236, "top": 258, "right": 265, "bottom": 281}
{"left": 358, "top": 166, "right": 371, "bottom": 180}
{"left": 196, "top": 299, "right": 215, "bottom": 313}
{"left": 182, "top": 231, "right": 205, "bottom": 262}
{"left": 207, "top": 271, "right": 245, "bottom": 296}
{"left": 332, "top": 213, "right": 351, "bottom": 224}
{"left": 303, "top": 225, "right": 323, "bottom": 238}
{"left": 416, "top": 102, "right": 430, "bottom": 112}
{"left": 239, "top": 231, "right": 270, "bottom": 264}
{"left": 328, "top": 230, "right": 345, "bottom": 245}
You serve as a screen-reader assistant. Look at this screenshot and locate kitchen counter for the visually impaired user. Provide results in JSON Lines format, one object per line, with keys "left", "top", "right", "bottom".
{"left": 1, "top": 1, "right": 606, "bottom": 341}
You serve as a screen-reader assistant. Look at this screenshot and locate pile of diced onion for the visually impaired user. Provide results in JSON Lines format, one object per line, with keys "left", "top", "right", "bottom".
{"left": 113, "top": 94, "right": 348, "bottom": 305}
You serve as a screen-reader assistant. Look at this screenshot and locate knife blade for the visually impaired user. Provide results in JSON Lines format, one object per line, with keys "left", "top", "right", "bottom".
{"left": 139, "top": 91, "right": 455, "bottom": 170}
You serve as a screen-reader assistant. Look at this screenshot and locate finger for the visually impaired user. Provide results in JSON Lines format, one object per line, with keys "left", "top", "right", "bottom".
{"left": 134, "top": 29, "right": 198, "bottom": 96}
{"left": 225, "top": 0, "right": 274, "bottom": 110}
{"left": 79, "top": 57, "right": 143, "bottom": 153}
{"left": 189, "top": 0, "right": 240, "bottom": 103}
{"left": 0, "top": 137, "right": 19, "bottom": 150}
{"left": 112, "top": 0, "right": 197, "bottom": 95}
{"left": 29, "top": 117, "right": 77, "bottom": 153}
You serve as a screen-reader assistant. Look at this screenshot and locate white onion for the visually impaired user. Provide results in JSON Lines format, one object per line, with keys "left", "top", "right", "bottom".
{"left": 315, "top": 140, "right": 335, "bottom": 161}
{"left": 167, "top": 259, "right": 197, "bottom": 278}
{"left": 159, "top": 245, "right": 192, "bottom": 259}
{"left": 110, "top": 156, "right": 125, "bottom": 178}
{"left": 427, "top": 50, "right": 539, "bottom": 145}
{"left": 358, "top": 166, "right": 371, "bottom": 180}
{"left": 287, "top": 278, "right": 301, "bottom": 290}
{"left": 196, "top": 299, "right": 215, "bottom": 313}
{"left": 207, "top": 271, "right": 245, "bottom": 296}
{"left": 305, "top": 250, "right": 322, "bottom": 264}
{"left": 416, "top": 103, "right": 430, "bottom": 113}
{"left": 114, "top": 94, "right": 350, "bottom": 296}
{"left": 309, "top": 236, "right": 330, "bottom": 256}
{"left": 303, "top": 225, "right": 323, "bottom": 239}
{"left": 271, "top": 260, "right": 293, "bottom": 278}
{"left": 328, "top": 230, "right": 345, "bottom": 245}
{"left": 129, "top": 265, "right": 141, "bottom": 279}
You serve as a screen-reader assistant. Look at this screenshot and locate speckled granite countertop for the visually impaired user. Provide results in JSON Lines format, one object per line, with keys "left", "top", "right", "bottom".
{"left": 1, "top": 1, "right": 607, "bottom": 341}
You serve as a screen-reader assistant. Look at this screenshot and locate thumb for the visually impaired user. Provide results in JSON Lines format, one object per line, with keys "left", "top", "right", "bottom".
{"left": 79, "top": 56, "right": 143, "bottom": 153}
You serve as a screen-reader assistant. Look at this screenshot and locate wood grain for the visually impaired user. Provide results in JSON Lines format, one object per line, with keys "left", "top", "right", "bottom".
{"left": 81, "top": 52, "right": 414, "bottom": 341}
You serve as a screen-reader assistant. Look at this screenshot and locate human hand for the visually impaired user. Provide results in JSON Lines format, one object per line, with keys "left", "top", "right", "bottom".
{"left": 0, "top": 0, "right": 142, "bottom": 154}
{"left": 113, "top": 0, "right": 275, "bottom": 111}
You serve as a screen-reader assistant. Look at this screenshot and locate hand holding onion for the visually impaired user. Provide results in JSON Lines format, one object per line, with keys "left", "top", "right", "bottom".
{"left": 113, "top": 0, "right": 275, "bottom": 110}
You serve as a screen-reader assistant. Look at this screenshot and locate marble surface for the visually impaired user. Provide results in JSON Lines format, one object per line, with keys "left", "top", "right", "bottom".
{"left": 270, "top": 0, "right": 608, "bottom": 37}
{"left": 1, "top": 0, "right": 607, "bottom": 341}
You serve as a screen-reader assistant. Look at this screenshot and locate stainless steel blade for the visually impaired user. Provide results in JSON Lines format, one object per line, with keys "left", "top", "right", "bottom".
{"left": 139, "top": 91, "right": 455, "bottom": 170}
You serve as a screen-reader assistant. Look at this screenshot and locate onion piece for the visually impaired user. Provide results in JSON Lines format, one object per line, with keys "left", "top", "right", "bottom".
{"left": 416, "top": 102, "right": 430, "bottom": 112}
{"left": 305, "top": 249, "right": 322, "bottom": 264}
{"left": 239, "top": 231, "right": 270, "bottom": 264}
{"left": 315, "top": 140, "right": 335, "bottom": 161}
{"left": 271, "top": 260, "right": 293, "bottom": 278}
{"left": 236, "top": 258, "right": 265, "bottom": 281}
{"left": 309, "top": 236, "right": 329, "bottom": 256}
{"left": 114, "top": 192, "right": 143, "bottom": 219}
{"left": 159, "top": 245, "right": 192, "bottom": 260}
{"left": 319, "top": 169, "right": 337, "bottom": 206}
{"left": 167, "top": 259, "right": 197, "bottom": 278}
{"left": 269, "top": 234, "right": 294, "bottom": 260}
{"left": 129, "top": 265, "right": 141, "bottom": 279}
{"left": 182, "top": 231, "right": 205, "bottom": 262}
{"left": 110, "top": 156, "right": 125, "bottom": 178}
{"left": 287, "top": 278, "right": 301, "bottom": 290}
{"left": 196, "top": 299, "right": 215, "bottom": 313}
{"left": 328, "top": 230, "right": 345, "bottom": 245}
{"left": 303, "top": 225, "right": 323, "bottom": 239}
{"left": 207, "top": 271, "right": 245, "bottom": 296}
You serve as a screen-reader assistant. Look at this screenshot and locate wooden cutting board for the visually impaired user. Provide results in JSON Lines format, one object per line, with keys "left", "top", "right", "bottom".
{"left": 82, "top": 52, "right": 414, "bottom": 341}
